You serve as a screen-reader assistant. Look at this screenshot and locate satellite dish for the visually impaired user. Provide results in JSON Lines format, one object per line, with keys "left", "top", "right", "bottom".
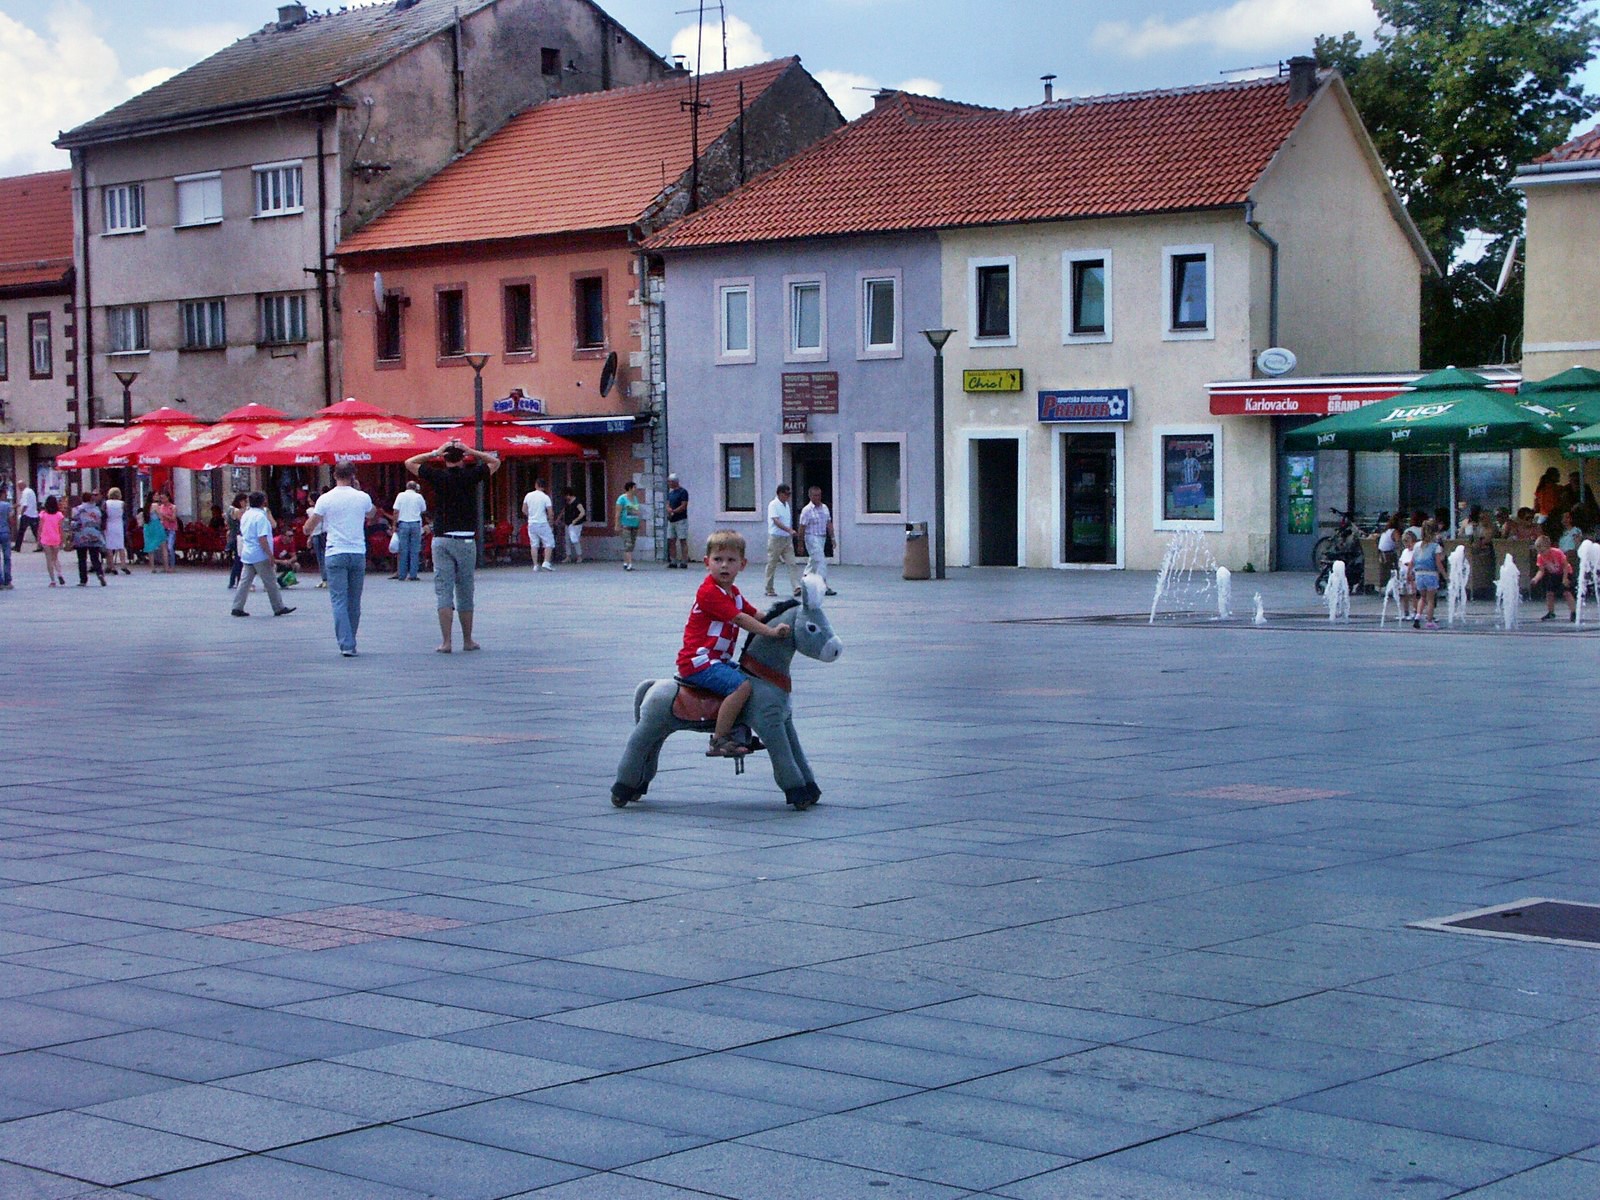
{"left": 372, "top": 272, "right": 385, "bottom": 311}
{"left": 1256, "top": 347, "right": 1297, "bottom": 377}
{"left": 1494, "top": 235, "right": 1519, "bottom": 296}
{"left": 599, "top": 351, "right": 619, "bottom": 398}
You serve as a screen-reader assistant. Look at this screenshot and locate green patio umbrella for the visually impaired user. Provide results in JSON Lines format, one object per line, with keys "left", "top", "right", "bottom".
{"left": 1562, "top": 420, "right": 1600, "bottom": 457}
{"left": 1520, "top": 365, "right": 1600, "bottom": 427}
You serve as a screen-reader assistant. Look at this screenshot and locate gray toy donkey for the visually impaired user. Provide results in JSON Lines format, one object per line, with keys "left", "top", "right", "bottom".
{"left": 611, "top": 574, "right": 842, "bottom": 809}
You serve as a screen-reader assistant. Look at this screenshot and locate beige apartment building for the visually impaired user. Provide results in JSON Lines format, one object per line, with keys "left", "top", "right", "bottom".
{"left": 55, "top": 0, "right": 670, "bottom": 451}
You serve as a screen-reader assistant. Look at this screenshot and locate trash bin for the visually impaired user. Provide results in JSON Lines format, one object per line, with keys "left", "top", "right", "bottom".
{"left": 903, "top": 521, "right": 930, "bottom": 580}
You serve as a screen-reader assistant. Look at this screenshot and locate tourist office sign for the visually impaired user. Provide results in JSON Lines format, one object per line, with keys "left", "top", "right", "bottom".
{"left": 1038, "top": 389, "right": 1131, "bottom": 422}
{"left": 782, "top": 371, "right": 839, "bottom": 434}
{"left": 963, "top": 369, "right": 1023, "bottom": 393}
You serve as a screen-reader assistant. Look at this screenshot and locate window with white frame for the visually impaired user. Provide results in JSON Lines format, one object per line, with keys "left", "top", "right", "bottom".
{"left": 107, "top": 305, "right": 148, "bottom": 354}
{"left": 858, "top": 271, "right": 901, "bottom": 358}
{"left": 29, "top": 313, "right": 51, "bottom": 378}
{"left": 715, "top": 277, "right": 753, "bottom": 363}
{"left": 181, "top": 299, "right": 226, "bottom": 350}
{"left": 103, "top": 183, "right": 145, "bottom": 234}
{"left": 718, "top": 438, "right": 757, "bottom": 514}
{"left": 252, "top": 161, "right": 303, "bottom": 217}
{"left": 856, "top": 433, "right": 907, "bottom": 520}
{"left": 1152, "top": 424, "right": 1223, "bottom": 531}
{"left": 258, "top": 292, "right": 307, "bottom": 345}
{"left": 1062, "top": 249, "right": 1112, "bottom": 343}
{"left": 1162, "top": 244, "right": 1214, "bottom": 339}
{"left": 175, "top": 172, "right": 223, "bottom": 227}
{"left": 784, "top": 275, "right": 826, "bottom": 361}
{"left": 968, "top": 256, "right": 1017, "bottom": 346}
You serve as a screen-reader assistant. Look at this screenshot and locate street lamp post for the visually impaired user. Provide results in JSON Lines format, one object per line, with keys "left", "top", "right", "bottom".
{"left": 464, "top": 353, "right": 491, "bottom": 565}
{"left": 113, "top": 370, "right": 139, "bottom": 515}
{"left": 920, "top": 329, "right": 954, "bottom": 580}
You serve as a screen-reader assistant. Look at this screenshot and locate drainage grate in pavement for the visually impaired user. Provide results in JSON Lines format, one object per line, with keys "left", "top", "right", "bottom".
{"left": 190, "top": 905, "right": 465, "bottom": 950}
{"left": 1184, "top": 784, "right": 1349, "bottom": 804}
{"left": 1411, "top": 898, "right": 1600, "bottom": 949}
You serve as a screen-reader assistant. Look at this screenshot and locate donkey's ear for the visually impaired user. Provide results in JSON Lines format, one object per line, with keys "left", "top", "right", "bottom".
{"left": 801, "top": 573, "right": 825, "bottom": 609}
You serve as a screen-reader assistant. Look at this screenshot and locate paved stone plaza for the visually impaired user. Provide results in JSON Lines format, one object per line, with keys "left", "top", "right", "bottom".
{"left": 0, "top": 546, "right": 1596, "bottom": 1199}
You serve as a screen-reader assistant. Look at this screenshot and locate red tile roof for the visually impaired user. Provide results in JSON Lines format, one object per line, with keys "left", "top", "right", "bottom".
{"left": 338, "top": 59, "right": 801, "bottom": 255}
{"left": 0, "top": 170, "right": 73, "bottom": 292}
{"left": 1535, "top": 123, "right": 1600, "bottom": 164}
{"left": 647, "top": 77, "right": 1312, "bottom": 250}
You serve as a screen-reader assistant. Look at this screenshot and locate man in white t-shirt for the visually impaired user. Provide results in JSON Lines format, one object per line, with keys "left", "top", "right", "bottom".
{"left": 17, "top": 484, "right": 40, "bottom": 550}
{"left": 798, "top": 485, "right": 837, "bottom": 595}
{"left": 229, "top": 492, "right": 295, "bottom": 618}
{"left": 522, "top": 479, "right": 555, "bottom": 572}
{"left": 391, "top": 480, "right": 427, "bottom": 581}
{"left": 763, "top": 483, "right": 801, "bottom": 597}
{"left": 304, "top": 462, "right": 374, "bottom": 657}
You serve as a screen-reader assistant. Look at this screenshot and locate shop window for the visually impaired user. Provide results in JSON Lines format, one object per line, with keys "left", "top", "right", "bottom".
{"left": 258, "top": 293, "right": 307, "bottom": 346}
{"left": 857, "top": 435, "right": 905, "bottom": 520}
{"left": 716, "top": 278, "right": 753, "bottom": 363}
{"left": 437, "top": 286, "right": 467, "bottom": 358}
{"left": 29, "top": 312, "right": 51, "bottom": 378}
{"left": 859, "top": 271, "right": 901, "bottom": 359}
{"left": 181, "top": 299, "right": 226, "bottom": 350}
{"left": 1063, "top": 250, "right": 1111, "bottom": 342}
{"left": 574, "top": 275, "right": 605, "bottom": 351}
{"left": 503, "top": 281, "right": 535, "bottom": 355}
{"left": 1153, "top": 426, "right": 1222, "bottom": 530}
{"left": 175, "top": 172, "right": 222, "bottom": 227}
{"left": 720, "top": 439, "right": 757, "bottom": 514}
{"left": 1163, "top": 244, "right": 1213, "bottom": 339}
{"left": 785, "top": 275, "right": 825, "bottom": 362}
{"left": 376, "top": 292, "right": 404, "bottom": 364}
{"left": 968, "top": 256, "right": 1016, "bottom": 346}
{"left": 252, "top": 161, "right": 304, "bottom": 217}
{"left": 103, "top": 183, "right": 145, "bottom": 234}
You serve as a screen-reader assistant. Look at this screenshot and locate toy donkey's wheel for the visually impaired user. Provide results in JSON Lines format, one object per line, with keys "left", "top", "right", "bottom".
{"left": 611, "top": 794, "right": 630, "bottom": 808}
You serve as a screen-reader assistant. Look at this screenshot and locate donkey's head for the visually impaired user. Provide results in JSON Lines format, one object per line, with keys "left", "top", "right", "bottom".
{"left": 748, "top": 574, "right": 841, "bottom": 669}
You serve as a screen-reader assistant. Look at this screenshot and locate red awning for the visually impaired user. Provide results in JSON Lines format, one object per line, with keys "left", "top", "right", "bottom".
{"left": 1209, "top": 370, "right": 1520, "bottom": 417}
{"left": 230, "top": 398, "right": 435, "bottom": 465}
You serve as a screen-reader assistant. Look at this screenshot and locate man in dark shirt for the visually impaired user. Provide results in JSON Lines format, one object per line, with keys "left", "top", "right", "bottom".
{"left": 665, "top": 472, "right": 689, "bottom": 569}
{"left": 406, "top": 438, "right": 501, "bottom": 652}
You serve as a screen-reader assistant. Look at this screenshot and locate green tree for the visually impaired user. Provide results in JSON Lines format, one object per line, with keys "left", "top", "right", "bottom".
{"left": 1316, "top": 1, "right": 1598, "bottom": 368}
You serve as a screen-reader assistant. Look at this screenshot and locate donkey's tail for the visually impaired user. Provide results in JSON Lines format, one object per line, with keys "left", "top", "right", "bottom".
{"left": 632, "top": 679, "right": 658, "bottom": 723}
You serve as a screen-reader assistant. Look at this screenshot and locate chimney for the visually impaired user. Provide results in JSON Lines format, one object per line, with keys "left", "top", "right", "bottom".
{"left": 1041, "top": 74, "right": 1056, "bottom": 104}
{"left": 1286, "top": 55, "right": 1317, "bottom": 104}
{"left": 871, "top": 88, "right": 897, "bottom": 109}
{"left": 277, "top": 4, "right": 307, "bottom": 29}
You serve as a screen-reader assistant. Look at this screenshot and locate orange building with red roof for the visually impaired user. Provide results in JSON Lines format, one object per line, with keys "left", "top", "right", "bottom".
{"left": 336, "top": 58, "right": 839, "bottom": 553}
{"left": 0, "top": 169, "right": 76, "bottom": 499}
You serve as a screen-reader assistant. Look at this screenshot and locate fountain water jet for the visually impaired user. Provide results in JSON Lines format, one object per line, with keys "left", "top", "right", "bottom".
{"left": 1149, "top": 530, "right": 1221, "bottom": 623}
{"left": 1215, "top": 567, "right": 1232, "bottom": 620}
{"left": 1444, "top": 544, "right": 1470, "bottom": 626}
{"left": 1253, "top": 592, "right": 1265, "bottom": 626}
{"left": 1578, "top": 540, "right": 1600, "bottom": 626}
{"left": 1494, "top": 554, "right": 1521, "bottom": 631}
{"left": 1325, "top": 559, "right": 1351, "bottom": 621}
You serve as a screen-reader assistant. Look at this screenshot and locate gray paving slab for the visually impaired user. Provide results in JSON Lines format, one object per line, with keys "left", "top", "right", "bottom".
{"left": 3, "top": 564, "right": 1597, "bottom": 1198}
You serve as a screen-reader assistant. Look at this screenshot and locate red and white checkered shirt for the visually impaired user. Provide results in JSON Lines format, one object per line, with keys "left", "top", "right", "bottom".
{"left": 677, "top": 576, "right": 759, "bottom": 676}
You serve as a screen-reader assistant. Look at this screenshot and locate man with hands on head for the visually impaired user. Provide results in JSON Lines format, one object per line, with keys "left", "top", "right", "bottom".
{"left": 406, "top": 437, "right": 501, "bottom": 653}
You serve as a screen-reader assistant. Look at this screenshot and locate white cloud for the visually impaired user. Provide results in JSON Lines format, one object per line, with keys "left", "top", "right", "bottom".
{"left": 815, "top": 70, "right": 944, "bottom": 120}
{"left": 670, "top": 13, "right": 769, "bottom": 72}
{"left": 0, "top": 2, "right": 193, "bottom": 177}
{"left": 149, "top": 23, "right": 248, "bottom": 59}
{"left": 1092, "top": 0, "right": 1376, "bottom": 58}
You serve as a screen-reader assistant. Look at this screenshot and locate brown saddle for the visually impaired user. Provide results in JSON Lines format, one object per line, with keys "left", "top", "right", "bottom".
{"left": 672, "top": 680, "right": 724, "bottom": 725}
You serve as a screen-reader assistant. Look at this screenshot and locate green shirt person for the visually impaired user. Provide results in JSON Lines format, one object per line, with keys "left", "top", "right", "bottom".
{"left": 615, "top": 480, "right": 642, "bottom": 571}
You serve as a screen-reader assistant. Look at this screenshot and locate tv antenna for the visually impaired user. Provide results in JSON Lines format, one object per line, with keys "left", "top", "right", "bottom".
{"left": 674, "top": 1, "right": 727, "bottom": 72}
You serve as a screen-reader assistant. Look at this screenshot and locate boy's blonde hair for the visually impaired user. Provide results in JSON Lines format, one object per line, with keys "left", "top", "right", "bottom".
{"left": 705, "top": 529, "right": 746, "bottom": 557}
{"left": 1534, "top": 534, "right": 1551, "bottom": 552}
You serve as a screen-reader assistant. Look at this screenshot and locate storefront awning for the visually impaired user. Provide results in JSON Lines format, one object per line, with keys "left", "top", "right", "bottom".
{"left": 1209, "top": 369, "right": 1520, "bottom": 417}
{"left": 0, "top": 431, "right": 71, "bottom": 446}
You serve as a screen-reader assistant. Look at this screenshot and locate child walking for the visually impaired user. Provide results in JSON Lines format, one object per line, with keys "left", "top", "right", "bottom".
{"left": 1397, "top": 530, "right": 1417, "bottom": 621}
{"left": 678, "top": 530, "right": 791, "bottom": 757}
{"left": 1409, "top": 520, "right": 1447, "bottom": 630}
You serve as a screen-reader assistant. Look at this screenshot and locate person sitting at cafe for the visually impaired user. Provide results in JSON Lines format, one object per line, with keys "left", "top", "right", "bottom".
{"left": 1535, "top": 467, "right": 1563, "bottom": 518}
{"left": 1503, "top": 507, "right": 1541, "bottom": 540}
{"left": 1558, "top": 509, "right": 1584, "bottom": 554}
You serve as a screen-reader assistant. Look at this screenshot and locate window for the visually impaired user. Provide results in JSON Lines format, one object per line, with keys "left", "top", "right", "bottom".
{"left": 29, "top": 313, "right": 51, "bottom": 378}
{"left": 108, "top": 305, "right": 149, "bottom": 354}
{"left": 859, "top": 271, "right": 901, "bottom": 358}
{"left": 1062, "top": 250, "right": 1112, "bottom": 342}
{"left": 437, "top": 287, "right": 466, "bottom": 358}
{"left": 103, "top": 183, "right": 144, "bottom": 234}
{"left": 175, "top": 172, "right": 223, "bottom": 226}
{"left": 0, "top": 316, "right": 7, "bottom": 381}
{"left": 784, "top": 275, "right": 825, "bottom": 361}
{"left": 716, "top": 278, "right": 753, "bottom": 363}
{"left": 1153, "top": 426, "right": 1223, "bottom": 531}
{"left": 258, "top": 292, "right": 307, "bottom": 345}
{"left": 252, "top": 161, "right": 303, "bottom": 216}
{"left": 541, "top": 47, "right": 561, "bottom": 75}
{"left": 1162, "top": 244, "right": 1214, "bottom": 339}
{"left": 376, "top": 293, "right": 404, "bottom": 364}
{"left": 503, "top": 282, "right": 535, "bottom": 355}
{"left": 968, "top": 256, "right": 1016, "bottom": 346}
{"left": 181, "top": 299, "right": 226, "bottom": 350}
{"left": 859, "top": 436, "right": 906, "bottom": 519}
{"left": 574, "top": 275, "right": 605, "bottom": 351}
{"left": 720, "top": 440, "right": 756, "bottom": 514}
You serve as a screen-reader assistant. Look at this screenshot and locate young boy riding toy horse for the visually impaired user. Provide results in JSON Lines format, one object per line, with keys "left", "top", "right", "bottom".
{"left": 678, "top": 530, "right": 791, "bottom": 757}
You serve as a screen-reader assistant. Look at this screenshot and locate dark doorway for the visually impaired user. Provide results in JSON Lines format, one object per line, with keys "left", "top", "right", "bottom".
{"left": 972, "top": 438, "right": 1019, "bottom": 566}
{"left": 1061, "top": 432, "right": 1115, "bottom": 564}
{"left": 787, "top": 443, "right": 833, "bottom": 508}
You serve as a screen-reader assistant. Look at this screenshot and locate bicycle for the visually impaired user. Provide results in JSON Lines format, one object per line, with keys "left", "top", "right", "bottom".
{"left": 1313, "top": 507, "right": 1367, "bottom": 594}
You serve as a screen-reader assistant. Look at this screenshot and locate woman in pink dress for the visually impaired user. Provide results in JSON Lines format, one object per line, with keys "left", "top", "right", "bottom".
{"left": 38, "top": 495, "right": 66, "bottom": 586}
{"left": 153, "top": 492, "right": 179, "bottom": 572}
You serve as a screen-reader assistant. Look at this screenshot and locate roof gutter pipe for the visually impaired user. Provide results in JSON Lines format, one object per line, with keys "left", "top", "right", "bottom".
{"left": 1243, "top": 199, "right": 1279, "bottom": 349}
{"left": 75, "top": 150, "right": 94, "bottom": 424}
{"left": 316, "top": 114, "right": 333, "bottom": 408}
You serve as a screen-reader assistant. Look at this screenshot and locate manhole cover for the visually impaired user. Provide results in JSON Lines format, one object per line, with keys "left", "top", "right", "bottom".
{"left": 1411, "top": 898, "right": 1600, "bottom": 949}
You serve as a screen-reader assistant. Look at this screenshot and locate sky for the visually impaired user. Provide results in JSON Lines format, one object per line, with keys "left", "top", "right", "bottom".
{"left": 1, "top": 0, "right": 1596, "bottom": 179}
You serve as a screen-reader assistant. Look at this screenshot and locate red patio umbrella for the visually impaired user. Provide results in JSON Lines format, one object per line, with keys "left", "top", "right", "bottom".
{"left": 435, "top": 411, "right": 589, "bottom": 458}
{"left": 139, "top": 403, "right": 294, "bottom": 469}
{"left": 230, "top": 398, "right": 436, "bottom": 465}
{"left": 56, "top": 407, "right": 208, "bottom": 469}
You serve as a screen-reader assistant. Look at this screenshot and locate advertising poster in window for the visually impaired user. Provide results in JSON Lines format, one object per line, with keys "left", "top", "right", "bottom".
{"left": 1286, "top": 454, "right": 1315, "bottom": 535}
{"left": 1162, "top": 434, "right": 1215, "bottom": 521}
